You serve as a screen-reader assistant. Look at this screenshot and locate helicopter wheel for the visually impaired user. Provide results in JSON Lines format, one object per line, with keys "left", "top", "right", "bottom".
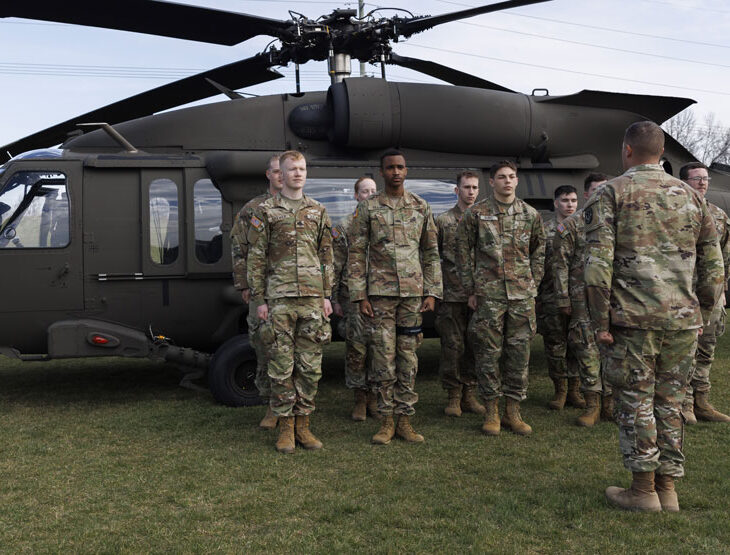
{"left": 208, "top": 335, "right": 264, "bottom": 407}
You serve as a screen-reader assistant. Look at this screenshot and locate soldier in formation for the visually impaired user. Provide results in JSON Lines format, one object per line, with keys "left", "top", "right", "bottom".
{"left": 435, "top": 171, "right": 486, "bottom": 418}
{"left": 679, "top": 162, "right": 730, "bottom": 425}
{"left": 349, "top": 149, "right": 443, "bottom": 445}
{"left": 537, "top": 185, "right": 585, "bottom": 412}
{"left": 248, "top": 151, "right": 334, "bottom": 454}
{"left": 552, "top": 173, "right": 613, "bottom": 427}
{"left": 585, "top": 121, "right": 724, "bottom": 512}
{"left": 332, "top": 176, "right": 379, "bottom": 421}
{"left": 230, "top": 154, "right": 282, "bottom": 430}
{"left": 457, "top": 161, "right": 545, "bottom": 436}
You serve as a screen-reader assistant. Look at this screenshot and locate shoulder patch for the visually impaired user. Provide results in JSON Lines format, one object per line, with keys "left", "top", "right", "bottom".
{"left": 556, "top": 223, "right": 565, "bottom": 233}
{"left": 331, "top": 227, "right": 341, "bottom": 239}
{"left": 583, "top": 207, "right": 593, "bottom": 226}
{"left": 250, "top": 215, "right": 263, "bottom": 230}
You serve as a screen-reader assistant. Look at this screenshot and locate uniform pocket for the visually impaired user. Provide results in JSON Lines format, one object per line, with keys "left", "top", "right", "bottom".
{"left": 603, "top": 341, "right": 629, "bottom": 388}
{"left": 300, "top": 314, "right": 332, "bottom": 345}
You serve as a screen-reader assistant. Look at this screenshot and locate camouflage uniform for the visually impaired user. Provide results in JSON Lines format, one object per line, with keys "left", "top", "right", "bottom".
{"left": 688, "top": 201, "right": 730, "bottom": 402}
{"left": 584, "top": 164, "right": 723, "bottom": 477}
{"left": 247, "top": 193, "right": 334, "bottom": 418}
{"left": 553, "top": 210, "right": 608, "bottom": 394}
{"left": 435, "top": 205, "right": 477, "bottom": 390}
{"left": 332, "top": 213, "right": 369, "bottom": 391}
{"left": 230, "top": 192, "right": 271, "bottom": 400}
{"left": 348, "top": 191, "right": 443, "bottom": 416}
{"left": 456, "top": 194, "right": 545, "bottom": 401}
{"left": 537, "top": 216, "right": 578, "bottom": 381}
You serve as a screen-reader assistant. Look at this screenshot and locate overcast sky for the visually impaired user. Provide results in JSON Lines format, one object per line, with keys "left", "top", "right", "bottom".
{"left": 0, "top": 0, "right": 728, "bottom": 151}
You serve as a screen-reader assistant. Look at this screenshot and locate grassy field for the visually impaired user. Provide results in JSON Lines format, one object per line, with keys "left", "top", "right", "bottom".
{"left": 1, "top": 336, "right": 729, "bottom": 553}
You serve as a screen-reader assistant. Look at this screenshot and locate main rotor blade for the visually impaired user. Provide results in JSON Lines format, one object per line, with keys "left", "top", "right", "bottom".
{"left": 398, "top": 0, "right": 552, "bottom": 37}
{"left": 388, "top": 53, "right": 514, "bottom": 92}
{"left": 1, "top": 0, "right": 291, "bottom": 45}
{"left": 1, "top": 54, "right": 283, "bottom": 158}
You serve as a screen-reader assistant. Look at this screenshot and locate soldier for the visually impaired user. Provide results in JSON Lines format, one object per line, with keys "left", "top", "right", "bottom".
{"left": 537, "top": 185, "right": 585, "bottom": 411}
{"left": 230, "top": 154, "right": 282, "bottom": 429}
{"left": 585, "top": 121, "right": 723, "bottom": 512}
{"left": 435, "top": 170, "right": 486, "bottom": 417}
{"left": 349, "top": 149, "right": 443, "bottom": 445}
{"left": 679, "top": 162, "right": 730, "bottom": 424}
{"left": 332, "top": 176, "right": 379, "bottom": 421}
{"left": 456, "top": 160, "right": 545, "bottom": 436}
{"left": 553, "top": 173, "right": 612, "bottom": 427}
{"left": 248, "top": 151, "right": 334, "bottom": 454}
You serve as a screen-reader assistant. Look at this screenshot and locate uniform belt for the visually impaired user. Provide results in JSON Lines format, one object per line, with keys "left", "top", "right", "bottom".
{"left": 396, "top": 325, "right": 422, "bottom": 336}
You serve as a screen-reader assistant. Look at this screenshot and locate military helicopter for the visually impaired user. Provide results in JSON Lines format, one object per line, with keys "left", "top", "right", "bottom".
{"left": 1, "top": 0, "right": 728, "bottom": 407}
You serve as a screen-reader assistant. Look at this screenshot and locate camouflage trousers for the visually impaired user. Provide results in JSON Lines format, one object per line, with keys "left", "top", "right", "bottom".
{"left": 469, "top": 297, "right": 536, "bottom": 402}
{"left": 568, "top": 319, "right": 611, "bottom": 394}
{"left": 603, "top": 327, "right": 697, "bottom": 477}
{"left": 366, "top": 296, "right": 423, "bottom": 416}
{"left": 336, "top": 302, "right": 371, "bottom": 391}
{"left": 537, "top": 304, "right": 578, "bottom": 380}
{"left": 248, "top": 300, "right": 271, "bottom": 401}
{"left": 266, "top": 297, "right": 331, "bottom": 417}
{"left": 435, "top": 301, "right": 477, "bottom": 390}
{"left": 687, "top": 305, "right": 726, "bottom": 402}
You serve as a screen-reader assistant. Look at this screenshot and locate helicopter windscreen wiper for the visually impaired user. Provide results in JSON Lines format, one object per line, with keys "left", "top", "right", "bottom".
{"left": 1, "top": 0, "right": 292, "bottom": 45}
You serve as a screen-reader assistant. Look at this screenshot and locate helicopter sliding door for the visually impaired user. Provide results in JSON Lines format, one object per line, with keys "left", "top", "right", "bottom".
{"left": 0, "top": 160, "right": 83, "bottom": 313}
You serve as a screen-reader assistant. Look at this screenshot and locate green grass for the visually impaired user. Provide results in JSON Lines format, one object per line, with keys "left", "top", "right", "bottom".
{"left": 1, "top": 336, "right": 729, "bottom": 552}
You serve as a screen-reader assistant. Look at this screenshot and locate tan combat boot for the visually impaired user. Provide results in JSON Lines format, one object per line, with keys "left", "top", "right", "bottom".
{"left": 548, "top": 378, "right": 567, "bottom": 410}
{"left": 259, "top": 405, "right": 278, "bottom": 430}
{"left": 481, "top": 398, "right": 500, "bottom": 436}
{"left": 395, "top": 415, "right": 425, "bottom": 443}
{"left": 501, "top": 397, "right": 532, "bottom": 435}
{"left": 461, "top": 386, "right": 487, "bottom": 415}
{"left": 694, "top": 391, "right": 730, "bottom": 423}
{"left": 605, "top": 471, "right": 662, "bottom": 512}
{"left": 366, "top": 391, "right": 382, "bottom": 420}
{"left": 444, "top": 386, "right": 463, "bottom": 417}
{"left": 371, "top": 414, "right": 395, "bottom": 445}
{"left": 681, "top": 396, "right": 697, "bottom": 425}
{"left": 601, "top": 394, "right": 615, "bottom": 422}
{"left": 351, "top": 389, "right": 368, "bottom": 422}
{"left": 294, "top": 415, "right": 323, "bottom": 450}
{"left": 655, "top": 474, "right": 679, "bottom": 512}
{"left": 566, "top": 377, "right": 586, "bottom": 409}
{"left": 275, "top": 416, "right": 295, "bottom": 454}
{"left": 576, "top": 391, "right": 601, "bottom": 427}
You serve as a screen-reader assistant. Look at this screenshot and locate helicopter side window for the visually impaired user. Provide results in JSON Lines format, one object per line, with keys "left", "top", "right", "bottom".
{"left": 0, "top": 171, "right": 69, "bottom": 249}
{"left": 149, "top": 178, "right": 179, "bottom": 265}
{"left": 193, "top": 179, "right": 222, "bottom": 264}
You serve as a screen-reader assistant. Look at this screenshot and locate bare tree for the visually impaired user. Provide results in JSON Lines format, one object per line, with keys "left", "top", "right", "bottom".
{"left": 663, "top": 109, "right": 730, "bottom": 166}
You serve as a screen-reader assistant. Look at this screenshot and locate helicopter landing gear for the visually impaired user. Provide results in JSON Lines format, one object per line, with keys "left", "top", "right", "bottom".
{"left": 208, "top": 335, "right": 264, "bottom": 407}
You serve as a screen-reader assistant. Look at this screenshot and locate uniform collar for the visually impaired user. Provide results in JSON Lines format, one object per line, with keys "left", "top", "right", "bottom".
{"left": 271, "top": 192, "right": 317, "bottom": 210}
{"left": 488, "top": 193, "right": 522, "bottom": 215}
{"left": 624, "top": 163, "right": 664, "bottom": 175}
{"left": 378, "top": 190, "right": 416, "bottom": 209}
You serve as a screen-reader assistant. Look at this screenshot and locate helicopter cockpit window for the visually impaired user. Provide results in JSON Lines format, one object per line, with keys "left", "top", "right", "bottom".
{"left": 0, "top": 171, "right": 69, "bottom": 249}
{"left": 149, "top": 178, "right": 179, "bottom": 265}
{"left": 193, "top": 179, "right": 223, "bottom": 264}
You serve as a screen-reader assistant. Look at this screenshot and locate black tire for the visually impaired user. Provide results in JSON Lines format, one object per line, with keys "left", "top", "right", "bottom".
{"left": 208, "top": 335, "right": 264, "bottom": 407}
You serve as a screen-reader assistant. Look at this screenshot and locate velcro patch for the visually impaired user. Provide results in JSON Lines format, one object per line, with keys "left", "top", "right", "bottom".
{"left": 331, "top": 227, "right": 341, "bottom": 239}
{"left": 583, "top": 207, "right": 593, "bottom": 225}
{"left": 557, "top": 223, "right": 565, "bottom": 233}
{"left": 250, "top": 215, "right": 263, "bottom": 230}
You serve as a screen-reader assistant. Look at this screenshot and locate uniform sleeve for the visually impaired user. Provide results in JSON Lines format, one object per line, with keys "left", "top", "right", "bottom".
{"left": 331, "top": 222, "right": 349, "bottom": 305}
{"left": 420, "top": 205, "right": 443, "bottom": 299}
{"left": 348, "top": 201, "right": 369, "bottom": 302}
{"left": 230, "top": 208, "right": 250, "bottom": 291}
{"left": 529, "top": 211, "right": 546, "bottom": 288}
{"left": 317, "top": 209, "right": 334, "bottom": 298}
{"left": 584, "top": 185, "right": 616, "bottom": 332}
{"left": 456, "top": 208, "right": 476, "bottom": 297}
{"left": 720, "top": 213, "right": 730, "bottom": 291}
{"left": 696, "top": 202, "right": 725, "bottom": 324}
{"left": 247, "top": 207, "right": 270, "bottom": 306}
{"left": 553, "top": 225, "right": 574, "bottom": 309}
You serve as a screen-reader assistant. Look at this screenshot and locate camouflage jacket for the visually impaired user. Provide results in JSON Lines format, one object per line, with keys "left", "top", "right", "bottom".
{"left": 230, "top": 192, "right": 270, "bottom": 290}
{"left": 348, "top": 190, "right": 443, "bottom": 301}
{"left": 537, "top": 216, "right": 559, "bottom": 306}
{"left": 436, "top": 204, "right": 469, "bottom": 302}
{"left": 553, "top": 210, "right": 589, "bottom": 320}
{"left": 456, "top": 194, "right": 545, "bottom": 301}
{"left": 247, "top": 193, "right": 334, "bottom": 305}
{"left": 584, "top": 164, "right": 724, "bottom": 332}
{"left": 332, "top": 212, "right": 354, "bottom": 306}
{"left": 693, "top": 201, "right": 730, "bottom": 293}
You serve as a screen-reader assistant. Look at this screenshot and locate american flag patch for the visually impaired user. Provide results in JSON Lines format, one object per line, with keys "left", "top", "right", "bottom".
{"left": 331, "top": 227, "right": 341, "bottom": 239}
{"left": 557, "top": 223, "right": 565, "bottom": 233}
{"left": 250, "top": 215, "right": 263, "bottom": 230}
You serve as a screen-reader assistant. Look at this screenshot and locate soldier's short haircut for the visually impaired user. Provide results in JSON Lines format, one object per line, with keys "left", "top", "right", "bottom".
{"left": 489, "top": 160, "right": 517, "bottom": 178}
{"left": 679, "top": 161, "right": 709, "bottom": 181}
{"left": 380, "top": 148, "right": 406, "bottom": 168}
{"left": 267, "top": 153, "right": 281, "bottom": 170}
{"left": 584, "top": 172, "right": 609, "bottom": 190}
{"left": 554, "top": 185, "right": 577, "bottom": 198}
{"left": 624, "top": 121, "right": 665, "bottom": 159}
{"left": 456, "top": 170, "right": 480, "bottom": 187}
{"left": 279, "top": 150, "right": 305, "bottom": 166}
{"left": 354, "top": 176, "right": 374, "bottom": 193}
